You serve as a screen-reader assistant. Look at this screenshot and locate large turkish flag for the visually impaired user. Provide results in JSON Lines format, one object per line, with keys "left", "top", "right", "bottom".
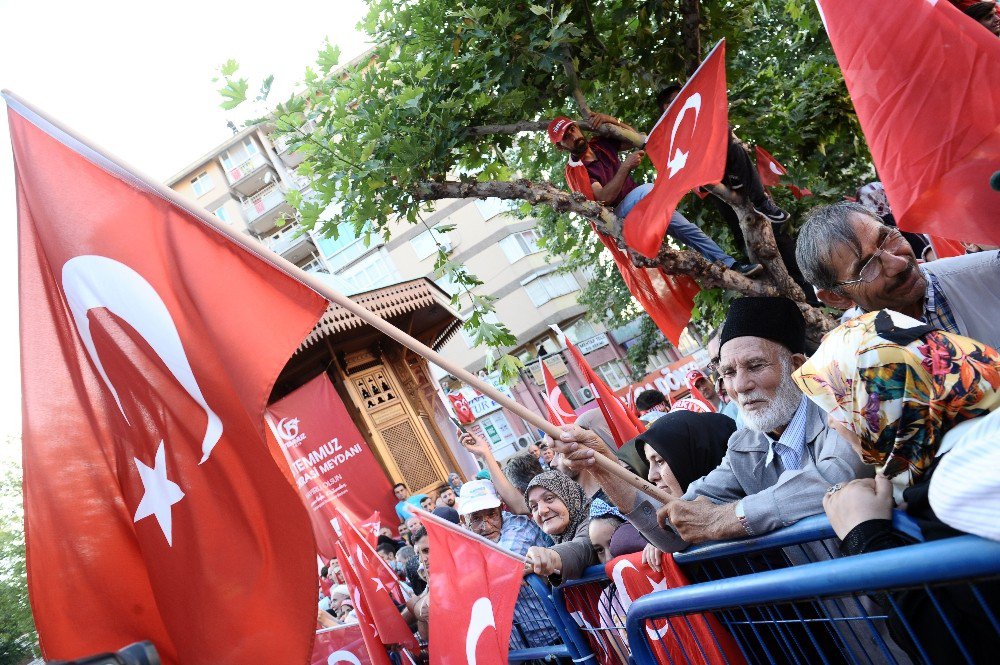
{"left": 624, "top": 40, "right": 730, "bottom": 259}
{"left": 9, "top": 96, "right": 327, "bottom": 663}
{"left": 420, "top": 510, "right": 524, "bottom": 665}
{"left": 817, "top": 0, "right": 1000, "bottom": 245}
{"left": 541, "top": 360, "right": 577, "bottom": 426}
{"left": 337, "top": 542, "right": 394, "bottom": 665}
{"left": 311, "top": 625, "right": 372, "bottom": 665}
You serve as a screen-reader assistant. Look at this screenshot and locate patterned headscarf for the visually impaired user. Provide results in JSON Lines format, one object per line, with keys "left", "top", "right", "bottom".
{"left": 588, "top": 497, "right": 624, "bottom": 521}
{"left": 793, "top": 310, "right": 1000, "bottom": 484}
{"left": 525, "top": 471, "right": 590, "bottom": 543}
{"left": 857, "top": 182, "right": 892, "bottom": 219}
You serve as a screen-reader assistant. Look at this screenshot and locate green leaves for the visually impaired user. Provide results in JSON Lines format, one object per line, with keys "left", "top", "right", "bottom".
{"left": 218, "top": 78, "right": 249, "bottom": 110}
{"left": 317, "top": 41, "right": 342, "bottom": 74}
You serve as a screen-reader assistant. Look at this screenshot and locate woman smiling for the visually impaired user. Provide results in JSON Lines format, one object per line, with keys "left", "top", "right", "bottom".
{"left": 523, "top": 471, "right": 598, "bottom": 581}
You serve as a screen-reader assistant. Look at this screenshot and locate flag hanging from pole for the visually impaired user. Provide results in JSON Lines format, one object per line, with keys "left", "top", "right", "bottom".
{"left": 623, "top": 40, "right": 730, "bottom": 259}
{"left": 815, "top": 0, "right": 1000, "bottom": 245}
{"left": 7, "top": 92, "right": 327, "bottom": 664}
{"left": 558, "top": 333, "right": 642, "bottom": 448}
{"left": 754, "top": 146, "right": 812, "bottom": 199}
{"left": 337, "top": 542, "right": 395, "bottom": 665}
{"left": 541, "top": 359, "right": 578, "bottom": 426}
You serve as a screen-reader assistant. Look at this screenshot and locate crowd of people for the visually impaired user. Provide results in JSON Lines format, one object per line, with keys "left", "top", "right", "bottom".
{"left": 314, "top": 3, "right": 1000, "bottom": 659}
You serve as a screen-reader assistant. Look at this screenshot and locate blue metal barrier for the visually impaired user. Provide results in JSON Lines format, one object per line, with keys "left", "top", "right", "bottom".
{"left": 626, "top": 535, "right": 1000, "bottom": 665}
{"left": 507, "top": 573, "right": 596, "bottom": 663}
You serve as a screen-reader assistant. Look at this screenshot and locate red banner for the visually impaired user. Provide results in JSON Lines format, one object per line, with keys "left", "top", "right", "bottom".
{"left": 266, "top": 374, "right": 398, "bottom": 560}
{"left": 615, "top": 356, "right": 702, "bottom": 405}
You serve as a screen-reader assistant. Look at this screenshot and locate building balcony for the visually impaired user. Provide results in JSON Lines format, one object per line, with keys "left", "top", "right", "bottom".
{"left": 264, "top": 223, "right": 317, "bottom": 264}
{"left": 242, "top": 183, "right": 294, "bottom": 235}
{"left": 224, "top": 153, "right": 276, "bottom": 196}
{"left": 271, "top": 121, "right": 314, "bottom": 169}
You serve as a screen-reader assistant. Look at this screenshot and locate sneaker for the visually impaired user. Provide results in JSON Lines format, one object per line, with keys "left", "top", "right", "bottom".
{"left": 732, "top": 262, "right": 764, "bottom": 278}
{"left": 753, "top": 198, "right": 790, "bottom": 224}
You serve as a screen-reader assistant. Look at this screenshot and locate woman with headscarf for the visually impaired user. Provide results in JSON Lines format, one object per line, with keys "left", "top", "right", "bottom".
{"left": 634, "top": 411, "right": 736, "bottom": 498}
{"left": 793, "top": 310, "right": 1000, "bottom": 663}
{"left": 523, "top": 471, "right": 597, "bottom": 582}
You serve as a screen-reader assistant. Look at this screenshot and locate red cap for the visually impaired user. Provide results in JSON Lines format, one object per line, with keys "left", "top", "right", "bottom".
{"left": 547, "top": 116, "right": 575, "bottom": 144}
{"left": 685, "top": 369, "right": 707, "bottom": 389}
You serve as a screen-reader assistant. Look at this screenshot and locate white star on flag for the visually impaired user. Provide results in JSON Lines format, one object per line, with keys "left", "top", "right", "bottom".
{"left": 371, "top": 576, "right": 386, "bottom": 593}
{"left": 133, "top": 441, "right": 185, "bottom": 546}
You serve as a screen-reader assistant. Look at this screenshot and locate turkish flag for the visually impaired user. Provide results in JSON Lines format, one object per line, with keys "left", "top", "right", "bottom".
{"left": 337, "top": 542, "right": 394, "bottom": 665}
{"left": 312, "top": 625, "right": 373, "bottom": 665}
{"left": 541, "top": 360, "right": 577, "bottom": 426}
{"left": 419, "top": 509, "right": 524, "bottom": 665}
{"left": 755, "top": 146, "right": 812, "bottom": 200}
{"left": 561, "top": 336, "right": 642, "bottom": 448}
{"left": 591, "top": 223, "right": 699, "bottom": 346}
{"left": 817, "top": 0, "right": 1000, "bottom": 245}
{"left": 448, "top": 392, "right": 476, "bottom": 424}
{"left": 607, "top": 552, "right": 745, "bottom": 665}
{"left": 359, "top": 511, "right": 382, "bottom": 547}
{"left": 929, "top": 235, "right": 966, "bottom": 260}
{"left": 338, "top": 509, "right": 411, "bottom": 613}
{"left": 624, "top": 40, "right": 729, "bottom": 258}
{"left": 9, "top": 98, "right": 326, "bottom": 663}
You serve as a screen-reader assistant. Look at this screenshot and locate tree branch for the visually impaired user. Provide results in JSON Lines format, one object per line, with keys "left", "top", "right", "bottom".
{"left": 677, "top": 0, "right": 703, "bottom": 75}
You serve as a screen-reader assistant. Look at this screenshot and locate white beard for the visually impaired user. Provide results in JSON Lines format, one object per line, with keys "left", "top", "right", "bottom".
{"left": 738, "top": 360, "right": 804, "bottom": 433}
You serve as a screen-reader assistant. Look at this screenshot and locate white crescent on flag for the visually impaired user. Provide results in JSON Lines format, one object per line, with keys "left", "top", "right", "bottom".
{"left": 667, "top": 93, "right": 702, "bottom": 177}
{"left": 611, "top": 558, "right": 671, "bottom": 639}
{"left": 327, "top": 651, "right": 362, "bottom": 665}
{"left": 61, "top": 254, "right": 223, "bottom": 464}
{"left": 465, "top": 597, "right": 497, "bottom": 665}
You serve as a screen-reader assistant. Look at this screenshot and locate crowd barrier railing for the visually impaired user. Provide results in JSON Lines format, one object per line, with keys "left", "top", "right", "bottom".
{"left": 507, "top": 573, "right": 596, "bottom": 663}
{"left": 625, "top": 515, "right": 1000, "bottom": 665}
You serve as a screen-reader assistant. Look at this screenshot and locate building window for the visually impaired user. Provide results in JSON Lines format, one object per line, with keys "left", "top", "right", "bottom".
{"left": 219, "top": 138, "right": 260, "bottom": 171}
{"left": 594, "top": 360, "right": 630, "bottom": 391}
{"left": 316, "top": 223, "right": 375, "bottom": 272}
{"left": 339, "top": 250, "right": 399, "bottom": 292}
{"left": 191, "top": 172, "right": 213, "bottom": 197}
{"left": 498, "top": 229, "right": 542, "bottom": 263}
{"left": 213, "top": 204, "right": 230, "bottom": 223}
{"left": 566, "top": 319, "right": 599, "bottom": 344}
{"left": 523, "top": 271, "right": 580, "bottom": 307}
{"left": 410, "top": 226, "right": 451, "bottom": 261}
{"left": 473, "top": 197, "right": 513, "bottom": 221}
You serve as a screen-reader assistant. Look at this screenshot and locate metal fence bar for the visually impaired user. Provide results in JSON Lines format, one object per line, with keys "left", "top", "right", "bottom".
{"left": 626, "top": 536, "right": 1000, "bottom": 665}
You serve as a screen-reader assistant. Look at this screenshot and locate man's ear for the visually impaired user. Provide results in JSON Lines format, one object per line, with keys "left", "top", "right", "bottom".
{"left": 789, "top": 353, "right": 809, "bottom": 371}
{"left": 816, "top": 288, "right": 855, "bottom": 310}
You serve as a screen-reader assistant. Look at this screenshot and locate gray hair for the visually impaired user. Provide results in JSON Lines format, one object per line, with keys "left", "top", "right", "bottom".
{"left": 503, "top": 451, "right": 544, "bottom": 494}
{"left": 795, "top": 202, "right": 883, "bottom": 290}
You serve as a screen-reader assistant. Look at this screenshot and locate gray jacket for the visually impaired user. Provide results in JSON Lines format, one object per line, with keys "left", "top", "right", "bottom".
{"left": 923, "top": 249, "right": 1000, "bottom": 350}
{"left": 549, "top": 516, "right": 597, "bottom": 582}
{"left": 626, "top": 398, "right": 872, "bottom": 552}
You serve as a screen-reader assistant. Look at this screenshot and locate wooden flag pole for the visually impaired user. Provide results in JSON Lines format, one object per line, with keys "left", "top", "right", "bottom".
{"left": 3, "top": 89, "right": 673, "bottom": 506}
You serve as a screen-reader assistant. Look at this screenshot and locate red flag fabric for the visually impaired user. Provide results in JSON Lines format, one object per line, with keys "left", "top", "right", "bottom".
{"left": 561, "top": 583, "right": 624, "bottom": 665}
{"left": 9, "top": 97, "right": 325, "bottom": 663}
{"left": 607, "top": 552, "right": 745, "bottom": 665}
{"left": 419, "top": 509, "right": 524, "bottom": 665}
{"left": 337, "top": 542, "right": 395, "bottom": 665}
{"left": 448, "top": 392, "right": 477, "bottom": 424}
{"left": 312, "top": 625, "right": 373, "bottom": 665}
{"left": 541, "top": 360, "right": 578, "bottom": 426}
{"left": 928, "top": 235, "right": 967, "bottom": 260}
{"left": 624, "top": 40, "right": 730, "bottom": 258}
{"left": 755, "top": 146, "right": 813, "bottom": 200}
{"left": 265, "top": 373, "right": 399, "bottom": 560}
{"left": 561, "top": 335, "right": 641, "bottom": 448}
{"left": 360, "top": 511, "right": 382, "bottom": 547}
{"left": 339, "top": 509, "right": 410, "bottom": 612}
{"left": 817, "top": 0, "right": 1000, "bottom": 246}
{"left": 591, "top": 224, "right": 699, "bottom": 346}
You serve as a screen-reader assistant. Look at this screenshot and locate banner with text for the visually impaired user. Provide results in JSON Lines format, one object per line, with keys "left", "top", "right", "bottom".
{"left": 614, "top": 356, "right": 702, "bottom": 404}
{"left": 266, "top": 374, "right": 397, "bottom": 560}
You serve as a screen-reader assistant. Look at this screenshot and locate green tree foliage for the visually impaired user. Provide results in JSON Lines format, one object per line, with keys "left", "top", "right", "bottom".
{"left": 0, "top": 442, "right": 36, "bottom": 665}
{"left": 220, "top": 0, "right": 872, "bottom": 374}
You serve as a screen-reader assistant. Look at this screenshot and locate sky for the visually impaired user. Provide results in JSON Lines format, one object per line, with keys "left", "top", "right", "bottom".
{"left": 0, "top": 0, "right": 372, "bottom": 446}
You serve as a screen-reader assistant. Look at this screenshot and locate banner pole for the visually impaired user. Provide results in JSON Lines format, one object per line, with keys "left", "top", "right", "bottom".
{"left": 2, "top": 89, "right": 672, "bottom": 505}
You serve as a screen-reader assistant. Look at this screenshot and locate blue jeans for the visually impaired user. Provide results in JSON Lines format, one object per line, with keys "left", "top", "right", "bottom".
{"left": 615, "top": 183, "right": 735, "bottom": 267}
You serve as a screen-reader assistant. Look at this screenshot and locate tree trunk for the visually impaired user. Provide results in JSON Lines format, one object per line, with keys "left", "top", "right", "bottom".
{"left": 678, "top": 0, "right": 703, "bottom": 75}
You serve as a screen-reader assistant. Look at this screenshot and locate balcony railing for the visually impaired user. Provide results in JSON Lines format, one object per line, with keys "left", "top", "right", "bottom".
{"left": 264, "top": 222, "right": 312, "bottom": 256}
{"left": 242, "top": 183, "right": 286, "bottom": 222}
{"left": 224, "top": 153, "right": 268, "bottom": 185}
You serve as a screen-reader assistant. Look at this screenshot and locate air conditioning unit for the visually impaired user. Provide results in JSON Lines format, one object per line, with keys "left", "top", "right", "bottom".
{"left": 515, "top": 435, "right": 532, "bottom": 449}
{"left": 577, "top": 386, "right": 596, "bottom": 403}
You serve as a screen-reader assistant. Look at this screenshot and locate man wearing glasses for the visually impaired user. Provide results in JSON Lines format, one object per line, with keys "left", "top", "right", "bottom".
{"left": 795, "top": 201, "right": 1000, "bottom": 349}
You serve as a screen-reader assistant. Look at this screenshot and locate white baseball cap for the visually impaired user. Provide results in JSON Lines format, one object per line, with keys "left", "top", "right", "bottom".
{"left": 457, "top": 479, "right": 502, "bottom": 516}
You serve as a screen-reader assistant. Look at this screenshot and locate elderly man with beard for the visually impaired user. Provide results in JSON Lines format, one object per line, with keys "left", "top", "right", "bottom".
{"left": 554, "top": 296, "right": 869, "bottom": 551}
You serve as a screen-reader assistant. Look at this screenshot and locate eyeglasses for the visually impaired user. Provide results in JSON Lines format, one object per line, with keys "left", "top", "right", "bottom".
{"left": 834, "top": 228, "right": 908, "bottom": 288}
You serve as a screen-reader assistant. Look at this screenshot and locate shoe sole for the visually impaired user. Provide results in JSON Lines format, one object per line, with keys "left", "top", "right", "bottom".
{"left": 740, "top": 265, "right": 764, "bottom": 278}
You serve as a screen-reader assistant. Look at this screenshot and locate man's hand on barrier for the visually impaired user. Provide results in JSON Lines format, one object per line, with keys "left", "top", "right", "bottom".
{"left": 656, "top": 495, "right": 744, "bottom": 544}
{"left": 823, "top": 474, "right": 894, "bottom": 540}
{"left": 525, "top": 546, "right": 562, "bottom": 577}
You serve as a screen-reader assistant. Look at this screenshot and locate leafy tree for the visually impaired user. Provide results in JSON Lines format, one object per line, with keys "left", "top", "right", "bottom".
{"left": 0, "top": 440, "right": 36, "bottom": 665}
{"left": 220, "top": 0, "right": 873, "bottom": 377}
